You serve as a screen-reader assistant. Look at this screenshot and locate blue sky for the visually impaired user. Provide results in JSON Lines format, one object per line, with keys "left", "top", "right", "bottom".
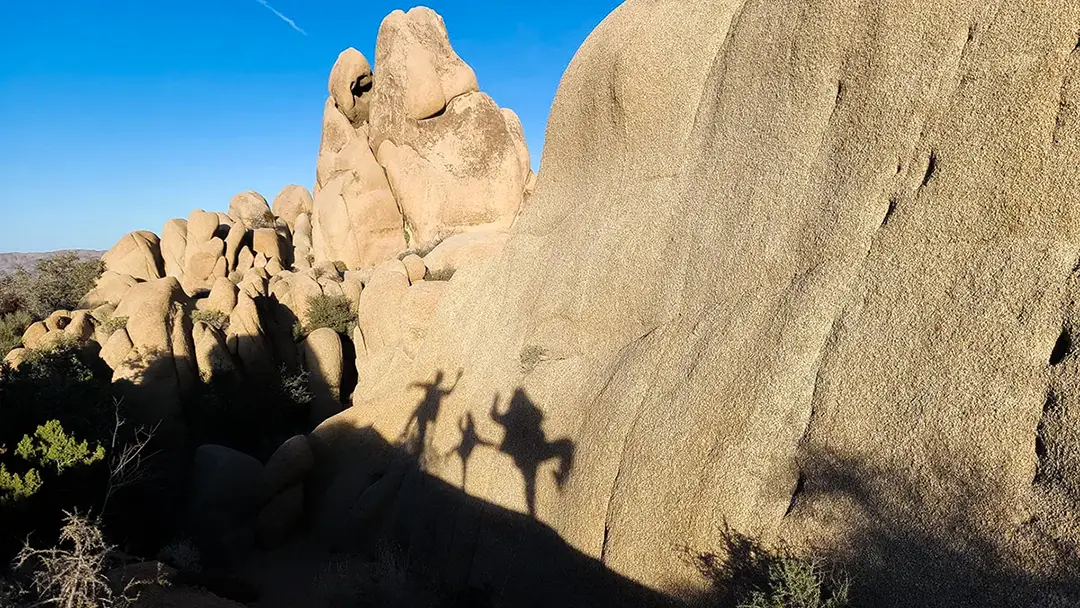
{"left": 0, "top": 0, "right": 620, "bottom": 253}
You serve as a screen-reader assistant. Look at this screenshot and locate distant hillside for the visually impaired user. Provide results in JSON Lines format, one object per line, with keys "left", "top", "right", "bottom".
{"left": 0, "top": 250, "right": 105, "bottom": 275}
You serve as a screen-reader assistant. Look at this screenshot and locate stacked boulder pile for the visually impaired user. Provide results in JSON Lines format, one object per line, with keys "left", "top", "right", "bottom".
{"left": 0, "top": 7, "right": 531, "bottom": 553}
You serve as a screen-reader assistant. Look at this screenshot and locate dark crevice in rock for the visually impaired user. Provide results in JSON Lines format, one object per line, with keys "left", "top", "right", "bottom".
{"left": 881, "top": 197, "right": 899, "bottom": 227}
{"left": 784, "top": 472, "right": 806, "bottom": 517}
{"left": 920, "top": 151, "right": 938, "bottom": 190}
{"left": 1049, "top": 327, "right": 1072, "bottom": 365}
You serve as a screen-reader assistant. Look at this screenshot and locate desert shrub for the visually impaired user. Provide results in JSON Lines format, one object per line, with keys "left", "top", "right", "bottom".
{"left": 248, "top": 211, "right": 278, "bottom": 230}
{"left": 3, "top": 253, "right": 103, "bottom": 320}
{"left": 688, "top": 528, "right": 851, "bottom": 608}
{"left": 425, "top": 267, "right": 455, "bottom": 282}
{"left": 14, "top": 513, "right": 133, "bottom": 608}
{"left": 98, "top": 316, "right": 128, "bottom": 337}
{"left": 738, "top": 555, "right": 850, "bottom": 608}
{"left": 280, "top": 366, "right": 313, "bottom": 406}
{"left": 16, "top": 420, "right": 105, "bottom": 475}
{"left": 0, "top": 310, "right": 33, "bottom": 354}
{"left": 303, "top": 294, "right": 356, "bottom": 337}
{"left": 0, "top": 464, "right": 43, "bottom": 506}
{"left": 191, "top": 309, "right": 230, "bottom": 333}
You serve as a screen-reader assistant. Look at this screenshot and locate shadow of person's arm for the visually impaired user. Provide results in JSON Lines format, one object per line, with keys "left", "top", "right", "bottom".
{"left": 489, "top": 395, "right": 504, "bottom": 423}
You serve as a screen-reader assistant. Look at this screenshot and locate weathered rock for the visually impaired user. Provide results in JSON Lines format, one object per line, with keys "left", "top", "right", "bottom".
{"left": 202, "top": 277, "right": 238, "bottom": 316}
{"left": 228, "top": 191, "right": 272, "bottom": 229}
{"left": 182, "top": 238, "right": 226, "bottom": 296}
{"left": 64, "top": 310, "right": 94, "bottom": 342}
{"left": 421, "top": 229, "right": 510, "bottom": 280}
{"left": 161, "top": 219, "right": 189, "bottom": 279}
{"left": 44, "top": 310, "right": 71, "bottom": 332}
{"left": 239, "top": 274, "right": 267, "bottom": 300}
{"left": 399, "top": 281, "right": 446, "bottom": 360}
{"left": 253, "top": 252, "right": 268, "bottom": 270}
{"left": 81, "top": 271, "right": 140, "bottom": 309}
{"left": 227, "top": 292, "right": 273, "bottom": 379}
{"left": 103, "top": 231, "right": 164, "bottom": 282}
{"left": 329, "top": 48, "right": 373, "bottom": 126}
{"left": 189, "top": 445, "right": 261, "bottom": 556}
{"left": 236, "top": 246, "right": 256, "bottom": 275}
{"left": 113, "top": 278, "right": 196, "bottom": 442}
{"left": 368, "top": 8, "right": 477, "bottom": 129}
{"left": 301, "top": 328, "right": 344, "bottom": 425}
{"left": 224, "top": 224, "right": 247, "bottom": 274}
{"left": 354, "top": 259, "right": 409, "bottom": 354}
{"left": 255, "top": 484, "right": 304, "bottom": 550}
{"left": 100, "top": 328, "right": 134, "bottom": 371}
{"left": 193, "top": 321, "right": 235, "bottom": 383}
{"left": 315, "top": 98, "right": 356, "bottom": 194}
{"left": 313, "top": 2, "right": 1080, "bottom": 606}
{"left": 311, "top": 159, "right": 406, "bottom": 270}
{"left": 252, "top": 229, "right": 284, "bottom": 262}
{"left": 21, "top": 322, "right": 48, "bottom": 350}
{"left": 184, "top": 210, "right": 220, "bottom": 266}
{"left": 401, "top": 254, "right": 426, "bottom": 284}
{"left": 3, "top": 348, "right": 27, "bottom": 369}
{"left": 261, "top": 435, "right": 314, "bottom": 500}
{"left": 375, "top": 92, "right": 527, "bottom": 250}
{"left": 271, "top": 273, "right": 323, "bottom": 328}
{"left": 265, "top": 257, "right": 284, "bottom": 277}
{"left": 293, "top": 213, "right": 314, "bottom": 271}
{"left": 272, "top": 185, "right": 314, "bottom": 230}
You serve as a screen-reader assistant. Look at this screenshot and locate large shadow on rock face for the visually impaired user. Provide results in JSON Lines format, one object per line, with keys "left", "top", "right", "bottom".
{"left": 488, "top": 389, "right": 575, "bottom": 518}
{"left": 677, "top": 447, "right": 1080, "bottom": 608}
{"left": 308, "top": 422, "right": 677, "bottom": 608}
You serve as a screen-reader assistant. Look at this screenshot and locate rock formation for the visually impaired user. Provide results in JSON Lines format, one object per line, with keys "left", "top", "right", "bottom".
{"left": 12, "top": 2, "right": 1080, "bottom": 606}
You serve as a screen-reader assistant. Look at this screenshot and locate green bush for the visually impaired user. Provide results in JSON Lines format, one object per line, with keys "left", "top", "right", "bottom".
{"left": 0, "top": 464, "right": 43, "bottom": 506}
{"left": 16, "top": 420, "right": 105, "bottom": 475}
{"left": 688, "top": 528, "right": 851, "bottom": 608}
{"left": 191, "top": 309, "right": 230, "bottom": 333}
{"left": 1, "top": 253, "right": 103, "bottom": 320}
{"left": 739, "top": 555, "right": 850, "bottom": 608}
{"left": 0, "top": 309, "right": 34, "bottom": 354}
{"left": 302, "top": 294, "right": 356, "bottom": 337}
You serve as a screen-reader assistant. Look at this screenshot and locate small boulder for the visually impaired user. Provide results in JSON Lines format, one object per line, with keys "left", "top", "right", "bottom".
{"left": 100, "top": 328, "right": 134, "bottom": 371}
{"left": 272, "top": 185, "right": 314, "bottom": 230}
{"left": 21, "top": 322, "right": 48, "bottom": 350}
{"left": 81, "top": 271, "right": 140, "bottom": 309}
{"left": 252, "top": 229, "right": 284, "bottom": 262}
{"left": 301, "top": 328, "right": 344, "bottom": 425}
{"left": 3, "top": 348, "right": 28, "bottom": 369}
{"left": 401, "top": 254, "right": 426, "bottom": 284}
{"left": 328, "top": 48, "right": 373, "bottom": 125}
{"left": 103, "top": 231, "right": 165, "bottom": 282}
{"left": 161, "top": 219, "right": 189, "bottom": 279}
{"left": 256, "top": 484, "right": 304, "bottom": 550}
{"left": 44, "top": 310, "right": 72, "bottom": 333}
{"left": 193, "top": 321, "right": 235, "bottom": 383}
{"left": 203, "top": 277, "right": 239, "bottom": 316}
{"left": 228, "top": 191, "right": 272, "bottom": 229}
{"left": 64, "top": 310, "right": 95, "bottom": 342}
{"left": 260, "top": 435, "right": 314, "bottom": 500}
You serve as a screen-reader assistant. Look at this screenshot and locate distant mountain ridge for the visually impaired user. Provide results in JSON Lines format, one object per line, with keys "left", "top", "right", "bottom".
{"left": 0, "top": 250, "right": 105, "bottom": 275}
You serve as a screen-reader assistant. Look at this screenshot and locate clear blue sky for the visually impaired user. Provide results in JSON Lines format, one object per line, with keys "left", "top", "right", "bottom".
{"left": 0, "top": 0, "right": 620, "bottom": 253}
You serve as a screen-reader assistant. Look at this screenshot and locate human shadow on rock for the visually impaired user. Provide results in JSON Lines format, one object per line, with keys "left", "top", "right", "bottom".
{"left": 401, "top": 369, "right": 462, "bottom": 462}
{"left": 489, "top": 388, "right": 575, "bottom": 518}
